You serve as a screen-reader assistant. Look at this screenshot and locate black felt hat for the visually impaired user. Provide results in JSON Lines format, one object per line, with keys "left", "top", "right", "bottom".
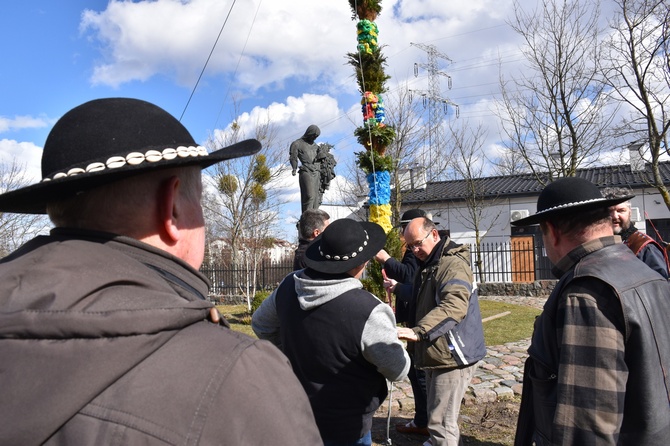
{"left": 304, "top": 219, "right": 387, "bottom": 274}
{"left": 398, "top": 209, "right": 439, "bottom": 227}
{"left": 399, "top": 209, "right": 427, "bottom": 225}
{"left": 0, "top": 97, "right": 261, "bottom": 214}
{"left": 511, "top": 177, "right": 634, "bottom": 226}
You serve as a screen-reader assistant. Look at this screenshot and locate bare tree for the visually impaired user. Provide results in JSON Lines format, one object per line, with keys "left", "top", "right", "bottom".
{"left": 203, "top": 108, "right": 286, "bottom": 306}
{"left": 443, "top": 121, "right": 504, "bottom": 282}
{"left": 496, "top": 0, "right": 617, "bottom": 184}
{"left": 489, "top": 144, "right": 529, "bottom": 176}
{"left": 602, "top": 0, "right": 670, "bottom": 207}
{"left": 0, "top": 159, "right": 50, "bottom": 256}
{"left": 328, "top": 154, "right": 368, "bottom": 214}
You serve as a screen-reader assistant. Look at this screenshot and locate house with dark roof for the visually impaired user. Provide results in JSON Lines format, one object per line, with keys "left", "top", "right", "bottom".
{"left": 399, "top": 161, "right": 670, "bottom": 281}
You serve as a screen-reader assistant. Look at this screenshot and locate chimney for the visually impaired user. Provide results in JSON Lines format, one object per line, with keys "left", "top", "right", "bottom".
{"left": 628, "top": 141, "right": 645, "bottom": 172}
{"left": 397, "top": 163, "right": 427, "bottom": 191}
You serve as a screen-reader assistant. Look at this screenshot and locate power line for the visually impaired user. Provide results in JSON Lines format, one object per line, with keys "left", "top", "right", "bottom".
{"left": 212, "top": 0, "right": 263, "bottom": 132}
{"left": 180, "top": 0, "right": 239, "bottom": 122}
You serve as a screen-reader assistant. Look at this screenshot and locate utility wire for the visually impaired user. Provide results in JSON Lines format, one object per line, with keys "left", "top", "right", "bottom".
{"left": 180, "top": 0, "right": 239, "bottom": 122}
{"left": 213, "top": 0, "right": 263, "bottom": 131}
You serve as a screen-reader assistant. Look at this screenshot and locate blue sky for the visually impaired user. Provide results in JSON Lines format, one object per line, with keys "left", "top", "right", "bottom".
{"left": 0, "top": 0, "right": 625, "bottom": 241}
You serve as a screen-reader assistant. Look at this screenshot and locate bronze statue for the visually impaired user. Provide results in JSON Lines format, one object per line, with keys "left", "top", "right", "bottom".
{"left": 290, "top": 125, "right": 322, "bottom": 212}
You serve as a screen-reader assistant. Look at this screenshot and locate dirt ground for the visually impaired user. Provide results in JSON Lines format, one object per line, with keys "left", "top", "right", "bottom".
{"left": 371, "top": 396, "right": 520, "bottom": 446}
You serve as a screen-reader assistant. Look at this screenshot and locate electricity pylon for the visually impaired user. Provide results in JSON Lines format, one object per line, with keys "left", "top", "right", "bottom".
{"left": 409, "top": 42, "right": 459, "bottom": 180}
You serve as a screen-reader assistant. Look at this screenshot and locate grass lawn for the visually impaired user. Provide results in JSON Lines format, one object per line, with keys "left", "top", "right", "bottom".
{"left": 216, "top": 304, "right": 256, "bottom": 337}
{"left": 217, "top": 299, "right": 540, "bottom": 346}
{"left": 478, "top": 300, "right": 541, "bottom": 345}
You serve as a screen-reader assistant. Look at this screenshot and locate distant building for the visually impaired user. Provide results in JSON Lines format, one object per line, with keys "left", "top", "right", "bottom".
{"left": 207, "top": 237, "right": 295, "bottom": 266}
{"left": 399, "top": 161, "right": 670, "bottom": 282}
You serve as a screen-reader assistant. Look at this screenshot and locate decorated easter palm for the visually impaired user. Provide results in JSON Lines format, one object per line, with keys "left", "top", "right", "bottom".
{"left": 346, "top": 0, "right": 395, "bottom": 233}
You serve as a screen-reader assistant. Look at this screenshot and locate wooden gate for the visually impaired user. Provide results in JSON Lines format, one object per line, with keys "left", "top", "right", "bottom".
{"left": 511, "top": 236, "right": 535, "bottom": 282}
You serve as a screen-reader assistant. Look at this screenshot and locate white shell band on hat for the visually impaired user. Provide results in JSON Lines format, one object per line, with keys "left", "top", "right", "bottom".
{"left": 41, "top": 145, "right": 208, "bottom": 182}
{"left": 319, "top": 231, "right": 369, "bottom": 261}
{"left": 537, "top": 197, "right": 608, "bottom": 214}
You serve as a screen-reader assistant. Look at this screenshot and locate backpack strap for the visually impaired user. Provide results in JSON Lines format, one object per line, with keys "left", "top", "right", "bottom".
{"left": 626, "top": 231, "right": 670, "bottom": 269}
{"left": 626, "top": 231, "right": 653, "bottom": 256}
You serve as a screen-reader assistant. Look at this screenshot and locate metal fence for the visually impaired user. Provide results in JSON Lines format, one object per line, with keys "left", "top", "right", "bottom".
{"left": 200, "top": 240, "right": 553, "bottom": 294}
{"left": 200, "top": 259, "right": 295, "bottom": 295}
{"left": 469, "top": 239, "right": 553, "bottom": 283}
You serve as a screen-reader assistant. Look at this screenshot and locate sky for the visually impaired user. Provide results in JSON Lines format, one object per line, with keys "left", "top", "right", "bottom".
{"left": 0, "top": 0, "right": 624, "bottom": 241}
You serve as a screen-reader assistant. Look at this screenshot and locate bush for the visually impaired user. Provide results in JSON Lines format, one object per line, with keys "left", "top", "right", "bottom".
{"left": 361, "top": 229, "right": 403, "bottom": 301}
{"left": 250, "top": 290, "right": 271, "bottom": 314}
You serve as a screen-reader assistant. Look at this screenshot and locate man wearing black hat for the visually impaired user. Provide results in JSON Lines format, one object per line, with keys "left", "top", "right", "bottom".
{"left": 512, "top": 177, "right": 670, "bottom": 445}
{"left": 252, "top": 218, "right": 410, "bottom": 446}
{"left": 0, "top": 98, "right": 321, "bottom": 445}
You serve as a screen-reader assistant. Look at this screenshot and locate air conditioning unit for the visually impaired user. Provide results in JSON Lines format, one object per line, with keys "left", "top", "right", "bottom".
{"left": 510, "top": 209, "right": 530, "bottom": 222}
{"left": 630, "top": 207, "right": 641, "bottom": 222}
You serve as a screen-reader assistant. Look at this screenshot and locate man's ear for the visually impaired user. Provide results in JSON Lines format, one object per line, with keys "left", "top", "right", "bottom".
{"left": 545, "top": 221, "right": 560, "bottom": 247}
{"left": 158, "top": 175, "right": 181, "bottom": 243}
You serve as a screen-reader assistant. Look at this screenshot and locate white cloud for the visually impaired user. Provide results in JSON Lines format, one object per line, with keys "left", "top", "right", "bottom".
{"left": 213, "top": 93, "right": 356, "bottom": 155}
{"left": 80, "top": 0, "right": 353, "bottom": 90}
{"left": 75, "top": 0, "right": 554, "bottom": 172}
{"left": 0, "top": 139, "right": 43, "bottom": 182}
{"left": 77, "top": 0, "right": 532, "bottom": 101}
{"left": 0, "top": 115, "right": 50, "bottom": 134}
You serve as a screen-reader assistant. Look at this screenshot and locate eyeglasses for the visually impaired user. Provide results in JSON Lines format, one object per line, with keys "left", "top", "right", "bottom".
{"left": 407, "top": 231, "right": 432, "bottom": 251}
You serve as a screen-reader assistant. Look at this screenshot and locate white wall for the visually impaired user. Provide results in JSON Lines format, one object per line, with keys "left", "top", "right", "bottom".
{"left": 420, "top": 188, "right": 670, "bottom": 244}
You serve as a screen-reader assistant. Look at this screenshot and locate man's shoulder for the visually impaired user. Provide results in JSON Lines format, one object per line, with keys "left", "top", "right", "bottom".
{"left": 626, "top": 230, "right": 654, "bottom": 247}
{"left": 439, "top": 240, "right": 471, "bottom": 267}
{"left": 169, "top": 322, "right": 295, "bottom": 374}
{"left": 335, "top": 287, "right": 381, "bottom": 310}
{"left": 574, "top": 243, "right": 665, "bottom": 289}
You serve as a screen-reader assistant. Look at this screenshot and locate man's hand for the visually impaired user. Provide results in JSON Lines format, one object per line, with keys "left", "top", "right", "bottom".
{"left": 397, "top": 327, "right": 419, "bottom": 342}
{"left": 382, "top": 270, "right": 397, "bottom": 293}
{"left": 209, "top": 307, "right": 221, "bottom": 324}
{"left": 374, "top": 249, "right": 391, "bottom": 264}
{"left": 207, "top": 307, "right": 230, "bottom": 327}
{"left": 292, "top": 170, "right": 297, "bottom": 176}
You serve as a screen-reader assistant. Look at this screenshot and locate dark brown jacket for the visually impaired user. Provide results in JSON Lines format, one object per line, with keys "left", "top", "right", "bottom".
{"left": 0, "top": 228, "right": 321, "bottom": 445}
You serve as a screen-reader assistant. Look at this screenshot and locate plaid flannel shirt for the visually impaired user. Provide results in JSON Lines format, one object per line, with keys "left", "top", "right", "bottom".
{"left": 531, "top": 237, "right": 628, "bottom": 444}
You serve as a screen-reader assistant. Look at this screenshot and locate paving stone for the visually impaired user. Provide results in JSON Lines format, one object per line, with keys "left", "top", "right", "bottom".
{"left": 483, "top": 357, "right": 503, "bottom": 366}
{"left": 387, "top": 296, "right": 538, "bottom": 405}
{"left": 494, "top": 386, "right": 515, "bottom": 398}
{"left": 478, "top": 374, "right": 499, "bottom": 381}
{"left": 473, "top": 387, "right": 497, "bottom": 403}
